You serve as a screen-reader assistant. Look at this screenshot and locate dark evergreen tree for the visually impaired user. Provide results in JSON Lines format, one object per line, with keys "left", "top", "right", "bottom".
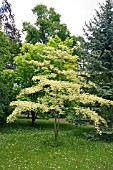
{"left": 83, "top": 0, "right": 113, "bottom": 128}
{"left": 83, "top": 0, "right": 113, "bottom": 99}
{"left": 0, "top": 0, "right": 20, "bottom": 39}
{"left": 0, "top": 0, "right": 21, "bottom": 69}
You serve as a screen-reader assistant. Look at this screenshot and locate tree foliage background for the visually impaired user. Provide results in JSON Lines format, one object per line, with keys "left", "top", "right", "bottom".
{"left": 22, "top": 4, "right": 70, "bottom": 44}
{"left": 0, "top": 0, "right": 21, "bottom": 123}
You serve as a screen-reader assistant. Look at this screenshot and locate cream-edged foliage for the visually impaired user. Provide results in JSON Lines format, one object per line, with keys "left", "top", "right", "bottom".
{"left": 7, "top": 101, "right": 49, "bottom": 123}
{"left": 7, "top": 41, "right": 113, "bottom": 133}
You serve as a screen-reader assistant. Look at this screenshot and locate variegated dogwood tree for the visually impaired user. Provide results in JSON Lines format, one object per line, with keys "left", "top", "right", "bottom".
{"left": 7, "top": 38, "right": 113, "bottom": 145}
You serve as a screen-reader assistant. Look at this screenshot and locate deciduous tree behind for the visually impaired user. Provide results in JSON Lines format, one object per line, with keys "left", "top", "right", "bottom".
{"left": 22, "top": 4, "right": 70, "bottom": 44}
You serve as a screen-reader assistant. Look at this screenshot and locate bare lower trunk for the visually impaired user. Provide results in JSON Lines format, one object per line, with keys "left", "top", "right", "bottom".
{"left": 27, "top": 111, "right": 30, "bottom": 118}
{"left": 31, "top": 111, "right": 35, "bottom": 125}
{"left": 54, "top": 116, "right": 60, "bottom": 146}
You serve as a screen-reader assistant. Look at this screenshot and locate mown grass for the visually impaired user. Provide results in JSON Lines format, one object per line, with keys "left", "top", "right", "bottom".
{"left": 0, "top": 118, "right": 113, "bottom": 170}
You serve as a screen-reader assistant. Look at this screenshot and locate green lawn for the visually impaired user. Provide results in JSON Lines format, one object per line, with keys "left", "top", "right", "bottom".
{"left": 0, "top": 118, "right": 113, "bottom": 170}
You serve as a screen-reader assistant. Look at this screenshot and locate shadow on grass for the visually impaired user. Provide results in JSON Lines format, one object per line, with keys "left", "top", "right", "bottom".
{"left": 0, "top": 117, "right": 95, "bottom": 140}
{"left": 0, "top": 118, "right": 72, "bottom": 130}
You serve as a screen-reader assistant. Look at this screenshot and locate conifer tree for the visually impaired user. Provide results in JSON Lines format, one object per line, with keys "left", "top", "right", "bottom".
{"left": 0, "top": 0, "right": 21, "bottom": 69}
{"left": 0, "top": 0, "right": 20, "bottom": 39}
{"left": 83, "top": 0, "right": 113, "bottom": 100}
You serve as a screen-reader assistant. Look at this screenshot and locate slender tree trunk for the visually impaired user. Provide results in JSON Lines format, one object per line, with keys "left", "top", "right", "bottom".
{"left": 54, "top": 116, "right": 60, "bottom": 146}
{"left": 31, "top": 111, "right": 35, "bottom": 125}
{"left": 27, "top": 111, "right": 30, "bottom": 118}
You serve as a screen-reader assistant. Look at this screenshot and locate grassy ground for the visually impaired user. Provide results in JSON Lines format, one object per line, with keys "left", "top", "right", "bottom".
{"left": 0, "top": 118, "right": 113, "bottom": 170}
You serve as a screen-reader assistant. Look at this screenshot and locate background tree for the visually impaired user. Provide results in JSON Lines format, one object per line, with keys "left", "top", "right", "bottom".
{"left": 0, "top": 30, "right": 10, "bottom": 70}
{"left": 0, "top": 0, "right": 21, "bottom": 69}
{"left": 0, "top": 30, "right": 19, "bottom": 123}
{"left": 7, "top": 41, "right": 113, "bottom": 144}
{"left": 0, "top": 70, "right": 18, "bottom": 123}
{"left": 0, "top": 30, "right": 10, "bottom": 119}
{"left": 83, "top": 0, "right": 113, "bottom": 128}
{"left": 0, "top": 0, "right": 20, "bottom": 39}
{"left": 83, "top": 0, "right": 113, "bottom": 98}
{"left": 70, "top": 35, "right": 87, "bottom": 70}
{"left": 0, "top": 0, "right": 21, "bottom": 123}
{"left": 22, "top": 4, "right": 70, "bottom": 44}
